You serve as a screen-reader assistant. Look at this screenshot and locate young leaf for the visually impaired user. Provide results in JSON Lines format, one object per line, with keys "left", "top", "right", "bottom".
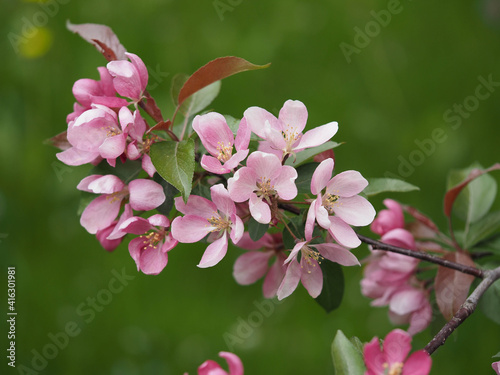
{"left": 180, "top": 81, "right": 221, "bottom": 117}
{"left": 315, "top": 261, "right": 344, "bottom": 313}
{"left": 465, "top": 211, "right": 500, "bottom": 249}
{"left": 295, "top": 162, "right": 319, "bottom": 194}
{"left": 444, "top": 163, "right": 500, "bottom": 218}
{"left": 331, "top": 330, "right": 365, "bottom": 375}
{"left": 248, "top": 217, "right": 269, "bottom": 242}
{"left": 285, "top": 141, "right": 341, "bottom": 167}
{"left": 66, "top": 21, "right": 127, "bottom": 61}
{"left": 363, "top": 178, "right": 419, "bottom": 197}
{"left": 177, "top": 56, "right": 270, "bottom": 109}
{"left": 434, "top": 252, "right": 476, "bottom": 320}
{"left": 446, "top": 164, "right": 498, "bottom": 225}
{"left": 150, "top": 140, "right": 195, "bottom": 202}
{"left": 45, "top": 130, "right": 70, "bottom": 150}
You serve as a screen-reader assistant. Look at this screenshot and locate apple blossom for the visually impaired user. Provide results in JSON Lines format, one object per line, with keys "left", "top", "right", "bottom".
{"left": 305, "top": 158, "right": 375, "bottom": 248}
{"left": 95, "top": 203, "right": 133, "bottom": 251}
{"left": 244, "top": 99, "right": 338, "bottom": 160}
{"left": 492, "top": 361, "right": 500, "bottom": 375}
{"left": 107, "top": 52, "right": 148, "bottom": 102}
{"left": 77, "top": 174, "right": 166, "bottom": 234}
{"left": 193, "top": 112, "right": 250, "bottom": 174}
{"left": 185, "top": 351, "right": 243, "bottom": 375}
{"left": 227, "top": 151, "right": 298, "bottom": 224}
{"left": 119, "top": 214, "right": 177, "bottom": 275}
{"left": 370, "top": 199, "right": 405, "bottom": 236}
{"left": 363, "top": 329, "right": 432, "bottom": 375}
{"left": 171, "top": 184, "right": 244, "bottom": 268}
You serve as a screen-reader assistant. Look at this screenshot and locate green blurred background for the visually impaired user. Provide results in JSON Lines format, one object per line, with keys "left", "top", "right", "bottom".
{"left": 1, "top": 0, "right": 500, "bottom": 373}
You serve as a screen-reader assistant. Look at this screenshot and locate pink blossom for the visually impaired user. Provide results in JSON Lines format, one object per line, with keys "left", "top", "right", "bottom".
{"left": 363, "top": 329, "right": 432, "bottom": 375}
{"left": 244, "top": 99, "right": 338, "bottom": 160}
{"left": 187, "top": 352, "right": 243, "bottom": 375}
{"left": 67, "top": 66, "right": 128, "bottom": 123}
{"left": 77, "top": 174, "right": 165, "bottom": 234}
{"left": 305, "top": 158, "right": 375, "bottom": 248}
{"left": 388, "top": 287, "right": 432, "bottom": 336}
{"left": 277, "top": 231, "right": 360, "bottom": 300}
{"left": 492, "top": 361, "right": 500, "bottom": 375}
{"left": 227, "top": 151, "right": 298, "bottom": 224}
{"left": 233, "top": 232, "right": 287, "bottom": 298}
{"left": 107, "top": 52, "right": 148, "bottom": 102}
{"left": 171, "top": 184, "right": 244, "bottom": 268}
{"left": 193, "top": 112, "right": 250, "bottom": 174}
{"left": 371, "top": 199, "right": 405, "bottom": 236}
{"left": 95, "top": 203, "right": 133, "bottom": 251}
{"left": 119, "top": 214, "right": 177, "bottom": 275}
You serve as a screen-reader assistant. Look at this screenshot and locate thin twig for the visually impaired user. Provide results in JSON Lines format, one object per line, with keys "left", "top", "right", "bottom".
{"left": 424, "top": 266, "right": 500, "bottom": 355}
{"left": 357, "top": 234, "right": 484, "bottom": 279}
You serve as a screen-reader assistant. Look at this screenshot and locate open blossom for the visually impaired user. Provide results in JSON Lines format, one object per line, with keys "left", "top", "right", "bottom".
{"left": 107, "top": 52, "right": 148, "bottom": 102}
{"left": 277, "top": 230, "right": 360, "bottom": 300}
{"left": 227, "top": 151, "right": 298, "bottom": 224}
{"left": 118, "top": 214, "right": 177, "bottom": 275}
{"left": 77, "top": 174, "right": 165, "bottom": 234}
{"left": 305, "top": 158, "right": 375, "bottom": 248}
{"left": 233, "top": 232, "right": 287, "bottom": 298}
{"left": 184, "top": 352, "right": 244, "bottom": 375}
{"left": 95, "top": 203, "right": 133, "bottom": 251}
{"left": 370, "top": 199, "right": 405, "bottom": 236}
{"left": 363, "top": 329, "right": 432, "bottom": 375}
{"left": 67, "top": 66, "right": 128, "bottom": 123}
{"left": 193, "top": 112, "right": 250, "bottom": 174}
{"left": 244, "top": 99, "right": 338, "bottom": 160}
{"left": 493, "top": 361, "right": 500, "bottom": 375}
{"left": 171, "top": 184, "right": 244, "bottom": 268}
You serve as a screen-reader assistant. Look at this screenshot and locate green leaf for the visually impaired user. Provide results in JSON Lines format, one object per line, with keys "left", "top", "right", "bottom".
{"left": 315, "top": 261, "right": 344, "bottom": 313}
{"left": 349, "top": 336, "right": 365, "bottom": 356}
{"left": 285, "top": 141, "right": 341, "bottom": 167}
{"left": 153, "top": 174, "right": 179, "bottom": 216}
{"left": 179, "top": 81, "right": 221, "bottom": 118}
{"left": 472, "top": 235, "right": 500, "bottom": 255}
{"left": 445, "top": 163, "right": 499, "bottom": 223}
{"left": 363, "top": 178, "right": 419, "bottom": 197}
{"left": 331, "top": 330, "right": 365, "bottom": 375}
{"left": 150, "top": 140, "right": 195, "bottom": 202}
{"left": 177, "top": 56, "right": 270, "bottom": 109}
{"left": 295, "top": 162, "right": 319, "bottom": 194}
{"left": 479, "top": 263, "right": 500, "bottom": 325}
{"left": 465, "top": 211, "right": 500, "bottom": 249}
{"left": 248, "top": 217, "right": 269, "bottom": 242}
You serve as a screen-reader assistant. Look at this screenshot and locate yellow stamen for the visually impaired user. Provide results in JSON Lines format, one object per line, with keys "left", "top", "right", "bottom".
{"left": 207, "top": 214, "right": 230, "bottom": 232}
{"left": 322, "top": 193, "right": 341, "bottom": 214}
{"left": 216, "top": 141, "right": 233, "bottom": 163}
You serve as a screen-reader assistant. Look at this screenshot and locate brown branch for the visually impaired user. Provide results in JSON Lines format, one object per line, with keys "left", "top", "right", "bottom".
{"left": 424, "top": 266, "right": 500, "bottom": 355}
{"left": 357, "top": 234, "right": 484, "bottom": 279}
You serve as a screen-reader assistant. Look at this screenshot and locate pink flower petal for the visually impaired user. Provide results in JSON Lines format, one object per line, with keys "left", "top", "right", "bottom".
{"left": 174, "top": 195, "right": 217, "bottom": 218}
{"left": 80, "top": 194, "right": 122, "bottom": 234}
{"left": 233, "top": 251, "right": 273, "bottom": 285}
{"left": 125, "top": 52, "right": 148, "bottom": 92}
{"left": 313, "top": 243, "right": 360, "bottom": 266}
{"left": 171, "top": 215, "right": 213, "bottom": 243}
{"left": 96, "top": 222, "right": 122, "bottom": 251}
{"left": 328, "top": 216, "right": 361, "bottom": 248}
{"left": 99, "top": 133, "right": 126, "bottom": 160}
{"left": 210, "top": 184, "right": 236, "bottom": 218}
{"left": 327, "top": 170, "right": 368, "bottom": 197}
{"left": 107, "top": 203, "right": 133, "bottom": 240}
{"left": 277, "top": 258, "right": 302, "bottom": 300}
{"left": 305, "top": 201, "right": 317, "bottom": 241}
{"left": 228, "top": 167, "right": 258, "bottom": 202}
{"left": 244, "top": 106, "right": 279, "bottom": 139}
{"left": 218, "top": 351, "right": 244, "bottom": 375}
{"left": 407, "top": 299, "right": 432, "bottom": 336}
{"left": 363, "top": 337, "right": 385, "bottom": 374}
{"left": 263, "top": 126, "right": 287, "bottom": 152}
{"left": 230, "top": 214, "right": 244, "bottom": 244}
{"left": 201, "top": 155, "right": 229, "bottom": 175}
{"left": 311, "top": 158, "right": 334, "bottom": 195}
{"left": 138, "top": 244, "right": 169, "bottom": 275}
{"left": 381, "top": 229, "right": 417, "bottom": 251}
{"left": 492, "top": 361, "right": 500, "bottom": 375}
{"left": 402, "top": 350, "right": 432, "bottom": 375}
{"left": 198, "top": 232, "right": 228, "bottom": 268}
{"left": 279, "top": 99, "right": 308, "bottom": 134}
{"left": 300, "top": 257, "right": 323, "bottom": 298}
{"left": 263, "top": 253, "right": 287, "bottom": 298}
{"left": 383, "top": 329, "right": 412, "bottom": 365}
{"left": 193, "top": 112, "right": 234, "bottom": 157}
{"left": 235, "top": 232, "right": 273, "bottom": 250}
{"left": 128, "top": 237, "right": 145, "bottom": 271}
{"left": 223, "top": 149, "right": 249, "bottom": 171}
{"left": 86, "top": 174, "right": 125, "bottom": 194}
{"left": 249, "top": 193, "right": 271, "bottom": 224}
{"left": 333, "top": 195, "right": 376, "bottom": 226}
{"left": 128, "top": 179, "right": 166, "bottom": 211}
{"left": 107, "top": 60, "right": 143, "bottom": 100}
{"left": 56, "top": 147, "right": 100, "bottom": 166}
{"left": 234, "top": 117, "right": 251, "bottom": 151}
{"left": 141, "top": 154, "right": 156, "bottom": 177}
{"left": 119, "top": 216, "right": 153, "bottom": 235}
{"left": 315, "top": 196, "right": 331, "bottom": 229}
{"left": 198, "top": 360, "right": 227, "bottom": 375}
{"left": 389, "top": 288, "right": 425, "bottom": 316}
{"left": 246, "top": 151, "right": 282, "bottom": 182}
{"left": 273, "top": 165, "right": 298, "bottom": 200}
{"left": 148, "top": 214, "right": 170, "bottom": 228}
{"left": 295, "top": 121, "right": 338, "bottom": 151}
{"left": 284, "top": 241, "right": 308, "bottom": 264}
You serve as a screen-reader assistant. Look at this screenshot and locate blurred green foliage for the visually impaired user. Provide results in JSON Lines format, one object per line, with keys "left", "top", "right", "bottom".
{"left": 1, "top": 0, "right": 500, "bottom": 373}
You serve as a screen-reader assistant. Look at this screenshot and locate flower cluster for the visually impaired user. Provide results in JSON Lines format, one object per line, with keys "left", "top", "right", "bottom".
{"left": 361, "top": 199, "right": 432, "bottom": 335}
{"left": 55, "top": 52, "right": 376, "bottom": 300}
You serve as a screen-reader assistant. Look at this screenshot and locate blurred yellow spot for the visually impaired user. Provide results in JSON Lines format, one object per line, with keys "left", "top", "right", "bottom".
{"left": 19, "top": 27, "right": 52, "bottom": 59}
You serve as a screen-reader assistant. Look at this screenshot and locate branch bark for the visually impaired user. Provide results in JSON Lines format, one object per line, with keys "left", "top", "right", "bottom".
{"left": 424, "top": 266, "right": 500, "bottom": 355}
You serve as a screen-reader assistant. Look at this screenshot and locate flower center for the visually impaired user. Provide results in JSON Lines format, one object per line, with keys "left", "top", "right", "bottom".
{"left": 383, "top": 362, "right": 404, "bottom": 375}
{"left": 207, "top": 214, "right": 230, "bottom": 232}
{"left": 255, "top": 177, "right": 276, "bottom": 200}
{"left": 103, "top": 125, "right": 121, "bottom": 137}
{"left": 141, "top": 230, "right": 164, "bottom": 249}
{"left": 322, "top": 193, "right": 340, "bottom": 214}
{"left": 106, "top": 188, "right": 129, "bottom": 204}
{"left": 300, "top": 245, "right": 323, "bottom": 273}
{"left": 142, "top": 134, "right": 158, "bottom": 154}
{"left": 282, "top": 124, "right": 301, "bottom": 151}
{"left": 216, "top": 141, "right": 233, "bottom": 163}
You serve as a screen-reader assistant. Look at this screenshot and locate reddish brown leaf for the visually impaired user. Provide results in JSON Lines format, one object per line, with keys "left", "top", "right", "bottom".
{"left": 66, "top": 21, "right": 127, "bottom": 61}
{"left": 140, "top": 91, "right": 164, "bottom": 123}
{"left": 403, "top": 205, "right": 440, "bottom": 234}
{"left": 177, "top": 56, "right": 270, "bottom": 108}
{"left": 45, "top": 131, "right": 70, "bottom": 150}
{"left": 148, "top": 120, "right": 172, "bottom": 134}
{"left": 434, "top": 252, "right": 476, "bottom": 320}
{"left": 444, "top": 163, "right": 500, "bottom": 218}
